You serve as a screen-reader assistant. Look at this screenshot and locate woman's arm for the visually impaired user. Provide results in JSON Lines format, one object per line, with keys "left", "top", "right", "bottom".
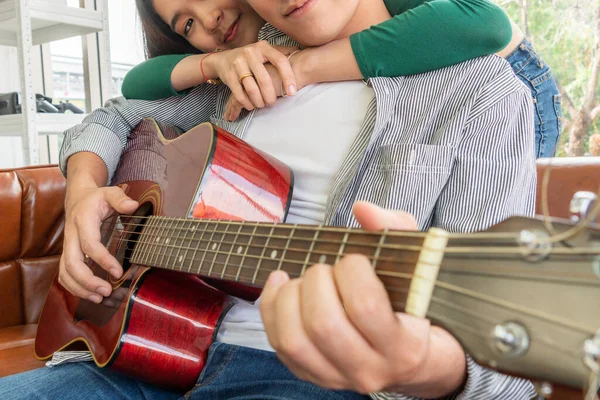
{"left": 296, "top": 0, "right": 513, "bottom": 85}
{"left": 121, "top": 54, "right": 192, "bottom": 100}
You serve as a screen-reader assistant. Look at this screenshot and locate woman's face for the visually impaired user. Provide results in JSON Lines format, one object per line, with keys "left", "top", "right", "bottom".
{"left": 152, "top": 0, "right": 265, "bottom": 52}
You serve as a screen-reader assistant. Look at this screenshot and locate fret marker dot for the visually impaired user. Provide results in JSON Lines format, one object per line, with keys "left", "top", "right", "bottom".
{"left": 237, "top": 246, "right": 243, "bottom": 254}
{"left": 156, "top": 237, "right": 160, "bottom": 242}
{"left": 270, "top": 250, "right": 277, "bottom": 259}
{"left": 165, "top": 238, "right": 170, "bottom": 244}
{"left": 212, "top": 243, "right": 217, "bottom": 251}
{"left": 190, "top": 226, "right": 196, "bottom": 232}
{"left": 318, "top": 255, "right": 327, "bottom": 264}
{"left": 178, "top": 255, "right": 183, "bottom": 263}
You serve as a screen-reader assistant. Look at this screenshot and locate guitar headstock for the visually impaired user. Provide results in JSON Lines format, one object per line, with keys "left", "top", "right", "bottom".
{"left": 429, "top": 208, "right": 600, "bottom": 391}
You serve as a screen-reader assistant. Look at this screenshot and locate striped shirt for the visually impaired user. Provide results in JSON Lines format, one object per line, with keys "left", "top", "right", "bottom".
{"left": 59, "top": 24, "right": 537, "bottom": 400}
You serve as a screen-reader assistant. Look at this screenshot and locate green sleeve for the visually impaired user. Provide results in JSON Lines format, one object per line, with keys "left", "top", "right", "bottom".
{"left": 350, "top": 0, "right": 512, "bottom": 77}
{"left": 121, "top": 54, "right": 193, "bottom": 100}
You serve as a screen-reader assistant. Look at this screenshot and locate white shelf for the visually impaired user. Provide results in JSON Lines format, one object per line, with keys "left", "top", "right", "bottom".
{"left": 0, "top": 113, "right": 86, "bottom": 136}
{"left": 0, "top": 0, "right": 103, "bottom": 46}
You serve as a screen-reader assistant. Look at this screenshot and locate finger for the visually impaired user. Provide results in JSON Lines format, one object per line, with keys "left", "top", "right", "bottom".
{"left": 225, "top": 97, "right": 244, "bottom": 121}
{"left": 353, "top": 201, "right": 418, "bottom": 231}
{"left": 246, "top": 51, "right": 278, "bottom": 105}
{"left": 241, "top": 76, "right": 265, "bottom": 109}
{"left": 62, "top": 232, "right": 113, "bottom": 299}
{"left": 234, "top": 58, "right": 265, "bottom": 108}
{"left": 271, "top": 277, "right": 347, "bottom": 387}
{"left": 300, "top": 263, "right": 382, "bottom": 383}
{"left": 103, "top": 186, "right": 138, "bottom": 214}
{"left": 259, "top": 270, "right": 290, "bottom": 344}
{"left": 59, "top": 265, "right": 102, "bottom": 304}
{"left": 76, "top": 213, "right": 123, "bottom": 279}
{"left": 227, "top": 73, "right": 255, "bottom": 112}
{"left": 265, "top": 48, "right": 297, "bottom": 96}
{"left": 333, "top": 254, "right": 401, "bottom": 354}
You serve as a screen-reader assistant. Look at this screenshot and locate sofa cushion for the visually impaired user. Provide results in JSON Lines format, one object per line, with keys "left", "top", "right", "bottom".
{"left": 0, "top": 261, "right": 23, "bottom": 329}
{"left": 0, "top": 324, "right": 37, "bottom": 351}
{"left": 17, "top": 167, "right": 65, "bottom": 259}
{"left": 0, "top": 324, "right": 45, "bottom": 377}
{"left": 20, "top": 256, "right": 60, "bottom": 325}
{"left": 0, "top": 172, "right": 22, "bottom": 262}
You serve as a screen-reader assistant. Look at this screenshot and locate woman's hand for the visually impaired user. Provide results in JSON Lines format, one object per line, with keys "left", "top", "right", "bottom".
{"left": 224, "top": 51, "right": 308, "bottom": 121}
{"left": 224, "top": 63, "right": 284, "bottom": 121}
{"left": 206, "top": 41, "right": 299, "bottom": 112}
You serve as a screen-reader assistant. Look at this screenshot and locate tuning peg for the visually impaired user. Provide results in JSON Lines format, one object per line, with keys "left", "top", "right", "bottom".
{"left": 570, "top": 191, "right": 597, "bottom": 222}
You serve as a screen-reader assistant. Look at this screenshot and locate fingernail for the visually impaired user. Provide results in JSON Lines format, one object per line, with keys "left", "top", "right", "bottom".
{"left": 97, "top": 287, "right": 110, "bottom": 297}
{"left": 267, "top": 271, "right": 287, "bottom": 286}
{"left": 110, "top": 268, "right": 121, "bottom": 278}
{"left": 287, "top": 85, "right": 296, "bottom": 95}
{"left": 88, "top": 294, "right": 102, "bottom": 303}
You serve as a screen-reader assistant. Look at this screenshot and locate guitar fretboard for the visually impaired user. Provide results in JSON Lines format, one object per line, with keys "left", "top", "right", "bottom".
{"left": 130, "top": 216, "right": 425, "bottom": 291}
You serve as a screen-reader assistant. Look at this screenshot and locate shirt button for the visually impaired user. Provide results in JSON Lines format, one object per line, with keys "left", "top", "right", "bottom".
{"left": 384, "top": 88, "right": 390, "bottom": 95}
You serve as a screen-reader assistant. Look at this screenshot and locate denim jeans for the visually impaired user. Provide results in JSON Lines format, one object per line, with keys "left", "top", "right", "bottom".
{"left": 506, "top": 38, "right": 562, "bottom": 158}
{"left": 0, "top": 342, "right": 369, "bottom": 400}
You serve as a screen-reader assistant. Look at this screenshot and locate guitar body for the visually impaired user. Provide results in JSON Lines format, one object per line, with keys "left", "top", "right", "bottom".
{"left": 35, "top": 120, "right": 293, "bottom": 391}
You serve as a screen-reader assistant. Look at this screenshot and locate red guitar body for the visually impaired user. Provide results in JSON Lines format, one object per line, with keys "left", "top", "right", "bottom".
{"left": 35, "top": 120, "right": 293, "bottom": 391}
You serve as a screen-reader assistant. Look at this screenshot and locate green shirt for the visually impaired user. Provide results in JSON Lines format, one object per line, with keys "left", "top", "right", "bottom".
{"left": 121, "top": 0, "right": 511, "bottom": 100}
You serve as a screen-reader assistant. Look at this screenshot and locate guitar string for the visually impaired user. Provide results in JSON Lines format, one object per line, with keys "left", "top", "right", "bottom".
{"left": 97, "top": 214, "right": 524, "bottom": 240}
{"left": 97, "top": 198, "right": 600, "bottom": 246}
{"left": 98, "top": 224, "right": 600, "bottom": 257}
{"left": 108, "top": 234, "right": 600, "bottom": 281}
{"left": 112, "top": 235, "right": 600, "bottom": 282}
{"left": 97, "top": 249, "right": 597, "bottom": 334}
{"left": 393, "top": 299, "right": 582, "bottom": 360}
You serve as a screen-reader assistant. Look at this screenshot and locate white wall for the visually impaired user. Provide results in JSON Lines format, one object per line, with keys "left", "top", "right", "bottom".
{"left": 0, "top": 0, "right": 145, "bottom": 169}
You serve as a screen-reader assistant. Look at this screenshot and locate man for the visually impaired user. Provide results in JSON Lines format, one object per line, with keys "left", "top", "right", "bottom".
{"left": 0, "top": 0, "right": 538, "bottom": 398}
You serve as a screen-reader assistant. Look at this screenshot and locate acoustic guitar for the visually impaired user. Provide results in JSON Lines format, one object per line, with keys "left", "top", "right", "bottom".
{"left": 35, "top": 119, "right": 600, "bottom": 398}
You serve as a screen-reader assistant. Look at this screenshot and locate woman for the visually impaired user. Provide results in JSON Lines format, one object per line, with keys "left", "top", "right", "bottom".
{"left": 124, "top": 0, "right": 561, "bottom": 158}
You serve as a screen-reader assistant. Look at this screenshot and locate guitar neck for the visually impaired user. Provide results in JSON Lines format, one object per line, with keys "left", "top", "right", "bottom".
{"left": 130, "top": 216, "right": 429, "bottom": 308}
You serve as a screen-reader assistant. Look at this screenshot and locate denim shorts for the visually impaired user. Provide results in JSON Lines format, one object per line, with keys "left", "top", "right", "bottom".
{"left": 506, "top": 38, "right": 562, "bottom": 158}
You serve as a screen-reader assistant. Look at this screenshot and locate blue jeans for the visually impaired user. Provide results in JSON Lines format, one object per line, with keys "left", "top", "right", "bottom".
{"left": 506, "top": 38, "right": 562, "bottom": 158}
{"left": 0, "top": 342, "right": 369, "bottom": 400}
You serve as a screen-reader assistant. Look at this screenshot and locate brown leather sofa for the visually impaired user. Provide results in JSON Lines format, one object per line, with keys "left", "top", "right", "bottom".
{"left": 0, "top": 166, "right": 65, "bottom": 377}
{"left": 0, "top": 158, "right": 598, "bottom": 379}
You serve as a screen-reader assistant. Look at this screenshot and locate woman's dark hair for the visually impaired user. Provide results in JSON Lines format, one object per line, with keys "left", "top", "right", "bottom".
{"left": 136, "top": 0, "right": 201, "bottom": 58}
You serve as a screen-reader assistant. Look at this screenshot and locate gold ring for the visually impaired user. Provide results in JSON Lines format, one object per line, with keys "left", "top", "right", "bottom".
{"left": 238, "top": 73, "right": 255, "bottom": 84}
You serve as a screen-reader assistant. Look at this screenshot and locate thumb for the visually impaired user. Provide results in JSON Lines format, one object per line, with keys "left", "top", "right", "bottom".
{"left": 353, "top": 201, "right": 418, "bottom": 231}
{"left": 104, "top": 187, "right": 139, "bottom": 214}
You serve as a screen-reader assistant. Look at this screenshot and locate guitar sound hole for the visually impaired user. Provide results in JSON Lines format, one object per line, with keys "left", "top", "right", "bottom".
{"left": 116, "top": 202, "right": 153, "bottom": 273}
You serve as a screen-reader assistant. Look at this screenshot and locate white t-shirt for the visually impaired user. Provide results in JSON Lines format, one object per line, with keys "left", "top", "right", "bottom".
{"left": 216, "top": 81, "right": 375, "bottom": 351}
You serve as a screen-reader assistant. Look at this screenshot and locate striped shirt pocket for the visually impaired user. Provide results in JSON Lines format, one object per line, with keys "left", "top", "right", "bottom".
{"left": 360, "top": 144, "right": 455, "bottom": 229}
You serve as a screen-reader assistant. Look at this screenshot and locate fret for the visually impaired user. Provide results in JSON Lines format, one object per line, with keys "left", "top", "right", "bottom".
{"left": 130, "top": 216, "right": 147, "bottom": 265}
{"left": 171, "top": 219, "right": 187, "bottom": 271}
{"left": 196, "top": 221, "right": 220, "bottom": 276}
{"left": 177, "top": 219, "right": 195, "bottom": 272}
{"left": 208, "top": 221, "right": 229, "bottom": 277}
{"left": 163, "top": 218, "right": 180, "bottom": 269}
{"left": 221, "top": 223, "right": 243, "bottom": 279}
{"left": 277, "top": 225, "right": 296, "bottom": 272}
{"left": 236, "top": 225, "right": 258, "bottom": 282}
{"left": 335, "top": 232, "right": 350, "bottom": 264}
{"left": 252, "top": 225, "right": 275, "bottom": 284}
{"left": 372, "top": 229, "right": 388, "bottom": 270}
{"left": 187, "top": 219, "right": 206, "bottom": 273}
{"left": 301, "top": 225, "right": 322, "bottom": 277}
{"left": 140, "top": 216, "right": 159, "bottom": 265}
{"left": 156, "top": 217, "right": 174, "bottom": 268}
{"left": 149, "top": 217, "right": 168, "bottom": 267}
